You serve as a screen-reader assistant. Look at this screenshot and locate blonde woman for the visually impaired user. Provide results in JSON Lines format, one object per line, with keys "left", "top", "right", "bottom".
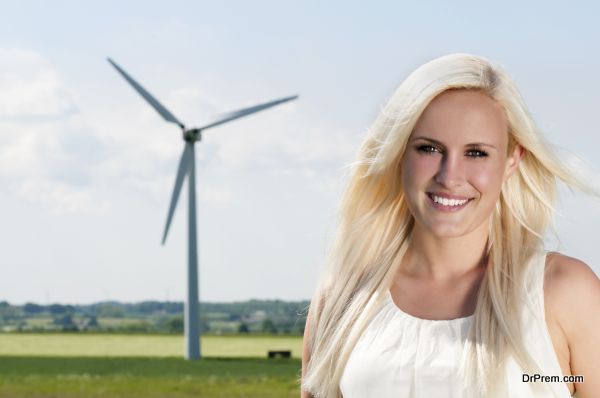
{"left": 300, "top": 53, "right": 600, "bottom": 397}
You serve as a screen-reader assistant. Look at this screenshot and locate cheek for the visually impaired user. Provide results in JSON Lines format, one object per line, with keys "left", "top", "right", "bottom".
{"left": 467, "top": 162, "right": 505, "bottom": 197}
{"left": 401, "top": 154, "right": 439, "bottom": 188}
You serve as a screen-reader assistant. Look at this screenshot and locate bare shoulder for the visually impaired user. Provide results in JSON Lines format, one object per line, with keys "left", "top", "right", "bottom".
{"left": 544, "top": 252, "right": 599, "bottom": 327}
{"left": 545, "top": 252, "right": 600, "bottom": 396}
{"left": 545, "top": 252, "right": 599, "bottom": 286}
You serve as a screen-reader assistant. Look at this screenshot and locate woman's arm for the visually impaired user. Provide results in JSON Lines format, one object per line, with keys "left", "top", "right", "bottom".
{"left": 545, "top": 253, "right": 600, "bottom": 397}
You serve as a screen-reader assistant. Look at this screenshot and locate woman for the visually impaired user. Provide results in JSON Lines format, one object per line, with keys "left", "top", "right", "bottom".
{"left": 300, "top": 53, "right": 599, "bottom": 397}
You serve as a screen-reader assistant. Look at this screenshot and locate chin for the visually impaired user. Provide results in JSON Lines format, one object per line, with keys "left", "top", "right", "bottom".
{"left": 423, "top": 222, "right": 472, "bottom": 238}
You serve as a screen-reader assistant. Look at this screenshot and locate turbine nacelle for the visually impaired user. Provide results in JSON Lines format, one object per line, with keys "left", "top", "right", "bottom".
{"left": 183, "top": 128, "right": 201, "bottom": 143}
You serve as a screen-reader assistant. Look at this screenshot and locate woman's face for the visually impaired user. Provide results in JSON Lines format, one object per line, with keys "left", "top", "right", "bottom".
{"left": 401, "top": 89, "right": 522, "bottom": 238}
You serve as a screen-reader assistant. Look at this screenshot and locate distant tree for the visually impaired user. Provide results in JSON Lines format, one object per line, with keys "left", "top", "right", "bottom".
{"left": 164, "top": 302, "right": 183, "bottom": 314}
{"left": 24, "top": 303, "right": 44, "bottom": 315}
{"left": 238, "top": 322, "right": 250, "bottom": 334}
{"left": 16, "top": 320, "right": 27, "bottom": 331}
{"left": 261, "top": 318, "right": 277, "bottom": 334}
{"left": 53, "top": 314, "right": 78, "bottom": 331}
{"left": 49, "top": 304, "right": 64, "bottom": 315}
{"left": 293, "top": 320, "right": 306, "bottom": 335}
{"left": 198, "top": 313, "right": 211, "bottom": 333}
{"left": 0, "top": 304, "right": 19, "bottom": 320}
{"left": 82, "top": 315, "right": 100, "bottom": 330}
{"left": 49, "top": 304, "right": 74, "bottom": 316}
{"left": 138, "top": 301, "right": 163, "bottom": 314}
{"left": 96, "top": 304, "right": 124, "bottom": 318}
{"left": 166, "top": 316, "right": 184, "bottom": 333}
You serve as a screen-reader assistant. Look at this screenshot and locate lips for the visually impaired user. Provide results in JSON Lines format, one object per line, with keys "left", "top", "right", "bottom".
{"left": 426, "top": 192, "right": 474, "bottom": 212}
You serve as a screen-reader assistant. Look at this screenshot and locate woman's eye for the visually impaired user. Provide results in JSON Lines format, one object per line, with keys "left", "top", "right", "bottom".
{"left": 465, "top": 149, "right": 488, "bottom": 158}
{"left": 417, "top": 145, "right": 440, "bottom": 154}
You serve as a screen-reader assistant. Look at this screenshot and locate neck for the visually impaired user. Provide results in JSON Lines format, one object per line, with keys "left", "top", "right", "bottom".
{"left": 402, "top": 221, "right": 490, "bottom": 281}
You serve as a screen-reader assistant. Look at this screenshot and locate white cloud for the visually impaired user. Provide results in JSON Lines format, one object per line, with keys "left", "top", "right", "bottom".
{"left": 209, "top": 105, "right": 361, "bottom": 171}
{"left": 166, "top": 87, "right": 232, "bottom": 126}
{"left": 0, "top": 47, "right": 359, "bottom": 215}
{"left": 10, "top": 178, "right": 110, "bottom": 214}
{"left": 0, "top": 49, "right": 75, "bottom": 118}
{"left": 0, "top": 49, "right": 108, "bottom": 213}
{"left": 97, "top": 84, "right": 359, "bottom": 206}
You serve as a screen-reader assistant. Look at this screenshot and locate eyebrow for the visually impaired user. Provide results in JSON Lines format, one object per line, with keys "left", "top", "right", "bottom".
{"left": 411, "top": 136, "right": 497, "bottom": 150}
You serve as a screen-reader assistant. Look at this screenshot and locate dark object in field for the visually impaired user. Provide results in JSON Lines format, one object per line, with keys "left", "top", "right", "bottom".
{"left": 268, "top": 350, "right": 291, "bottom": 359}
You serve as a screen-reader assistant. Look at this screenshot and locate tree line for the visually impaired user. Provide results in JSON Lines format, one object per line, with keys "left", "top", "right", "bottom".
{"left": 0, "top": 298, "right": 309, "bottom": 335}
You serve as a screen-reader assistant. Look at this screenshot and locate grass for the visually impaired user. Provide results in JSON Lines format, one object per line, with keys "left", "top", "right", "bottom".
{"left": 0, "top": 334, "right": 304, "bottom": 397}
{"left": 0, "top": 356, "right": 302, "bottom": 398}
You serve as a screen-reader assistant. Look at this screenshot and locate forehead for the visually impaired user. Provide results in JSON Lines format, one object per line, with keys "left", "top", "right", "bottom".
{"left": 412, "top": 89, "right": 508, "bottom": 145}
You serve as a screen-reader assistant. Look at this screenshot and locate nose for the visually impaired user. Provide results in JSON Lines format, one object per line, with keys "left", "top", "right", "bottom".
{"left": 434, "top": 153, "right": 465, "bottom": 188}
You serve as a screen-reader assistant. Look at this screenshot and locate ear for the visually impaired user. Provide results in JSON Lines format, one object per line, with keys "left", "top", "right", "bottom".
{"left": 503, "top": 144, "right": 524, "bottom": 182}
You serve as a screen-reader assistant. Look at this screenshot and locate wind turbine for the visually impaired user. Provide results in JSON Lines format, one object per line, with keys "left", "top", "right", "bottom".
{"left": 107, "top": 58, "right": 298, "bottom": 360}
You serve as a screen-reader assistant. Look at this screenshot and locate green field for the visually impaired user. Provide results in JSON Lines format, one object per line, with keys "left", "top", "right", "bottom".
{"left": 0, "top": 334, "right": 304, "bottom": 397}
{"left": 0, "top": 333, "right": 303, "bottom": 358}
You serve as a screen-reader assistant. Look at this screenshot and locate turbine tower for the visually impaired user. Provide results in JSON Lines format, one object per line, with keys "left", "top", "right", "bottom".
{"left": 108, "top": 58, "right": 298, "bottom": 359}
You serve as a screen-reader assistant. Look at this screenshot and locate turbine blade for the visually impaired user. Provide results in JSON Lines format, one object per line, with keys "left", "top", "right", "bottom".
{"left": 162, "top": 143, "right": 192, "bottom": 245}
{"left": 198, "top": 95, "right": 298, "bottom": 131}
{"left": 107, "top": 57, "right": 185, "bottom": 128}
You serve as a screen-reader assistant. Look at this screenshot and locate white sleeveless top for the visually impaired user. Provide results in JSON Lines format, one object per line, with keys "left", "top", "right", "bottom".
{"left": 339, "top": 250, "right": 573, "bottom": 397}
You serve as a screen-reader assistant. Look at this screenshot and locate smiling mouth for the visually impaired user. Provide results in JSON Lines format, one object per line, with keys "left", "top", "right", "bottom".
{"left": 426, "top": 193, "right": 474, "bottom": 211}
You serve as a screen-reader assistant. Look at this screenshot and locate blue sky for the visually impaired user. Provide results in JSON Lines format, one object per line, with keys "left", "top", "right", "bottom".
{"left": 1, "top": 1, "right": 599, "bottom": 304}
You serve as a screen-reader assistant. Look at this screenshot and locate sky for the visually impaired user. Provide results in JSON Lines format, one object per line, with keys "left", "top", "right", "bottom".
{"left": 1, "top": 1, "right": 599, "bottom": 304}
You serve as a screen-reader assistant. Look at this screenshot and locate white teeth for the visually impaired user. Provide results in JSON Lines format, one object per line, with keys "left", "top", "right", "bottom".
{"left": 431, "top": 194, "right": 468, "bottom": 207}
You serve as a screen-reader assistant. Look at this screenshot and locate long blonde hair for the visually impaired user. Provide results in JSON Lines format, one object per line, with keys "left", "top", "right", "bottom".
{"left": 301, "top": 53, "right": 595, "bottom": 397}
